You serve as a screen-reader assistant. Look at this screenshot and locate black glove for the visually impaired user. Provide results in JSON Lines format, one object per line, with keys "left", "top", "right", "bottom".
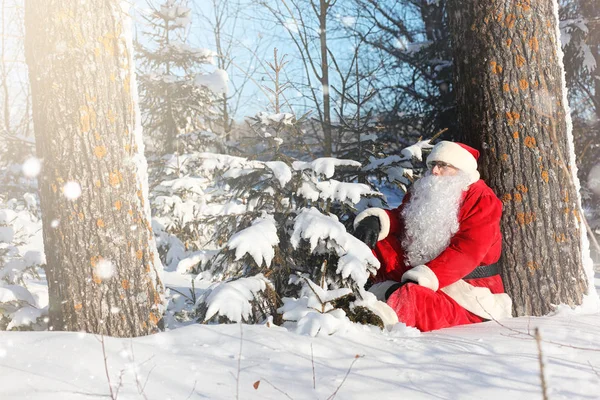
{"left": 353, "top": 215, "right": 381, "bottom": 249}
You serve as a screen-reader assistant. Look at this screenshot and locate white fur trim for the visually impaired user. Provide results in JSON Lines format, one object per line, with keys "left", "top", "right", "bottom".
{"left": 427, "top": 141, "right": 480, "bottom": 184}
{"left": 354, "top": 208, "right": 390, "bottom": 241}
{"left": 368, "top": 280, "right": 399, "bottom": 301}
{"left": 441, "top": 280, "right": 513, "bottom": 320}
{"left": 401, "top": 264, "right": 439, "bottom": 292}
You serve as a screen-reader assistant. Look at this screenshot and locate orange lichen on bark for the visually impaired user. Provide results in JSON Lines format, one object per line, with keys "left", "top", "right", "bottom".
{"left": 554, "top": 233, "right": 567, "bottom": 243}
{"left": 98, "top": 33, "right": 116, "bottom": 56}
{"left": 149, "top": 312, "right": 160, "bottom": 326}
{"left": 124, "top": 74, "right": 131, "bottom": 95}
{"left": 115, "top": 200, "right": 122, "bottom": 210}
{"left": 516, "top": 212, "right": 536, "bottom": 225}
{"left": 95, "top": 180, "right": 102, "bottom": 188}
{"left": 97, "top": 218, "right": 105, "bottom": 228}
{"left": 136, "top": 250, "right": 143, "bottom": 260}
{"left": 541, "top": 170, "right": 549, "bottom": 183}
{"left": 527, "top": 261, "right": 540, "bottom": 272}
{"left": 529, "top": 37, "right": 539, "bottom": 52}
{"left": 505, "top": 38, "right": 512, "bottom": 46}
{"left": 128, "top": 209, "right": 134, "bottom": 217}
{"left": 121, "top": 279, "right": 130, "bottom": 290}
{"left": 516, "top": 55, "right": 526, "bottom": 67}
{"left": 107, "top": 109, "right": 116, "bottom": 124}
{"left": 514, "top": 192, "right": 523, "bottom": 202}
{"left": 519, "top": 79, "right": 529, "bottom": 90}
{"left": 74, "top": 303, "right": 83, "bottom": 311}
{"left": 501, "top": 154, "right": 509, "bottom": 162}
{"left": 94, "top": 146, "right": 107, "bottom": 159}
{"left": 92, "top": 274, "right": 102, "bottom": 284}
{"left": 501, "top": 193, "right": 512, "bottom": 203}
{"left": 490, "top": 61, "right": 503, "bottom": 74}
{"left": 573, "top": 209, "right": 581, "bottom": 222}
{"left": 505, "top": 14, "right": 516, "bottom": 29}
{"left": 91, "top": 256, "right": 100, "bottom": 267}
{"left": 506, "top": 111, "right": 520, "bottom": 125}
{"left": 516, "top": 184, "right": 528, "bottom": 193}
{"left": 108, "top": 170, "right": 123, "bottom": 187}
{"left": 524, "top": 136, "right": 536, "bottom": 148}
{"left": 513, "top": 131, "right": 519, "bottom": 139}
{"left": 503, "top": 83, "right": 510, "bottom": 92}
{"left": 78, "top": 212, "right": 84, "bottom": 220}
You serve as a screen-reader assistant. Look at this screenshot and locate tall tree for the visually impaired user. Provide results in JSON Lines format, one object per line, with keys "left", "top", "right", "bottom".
{"left": 350, "top": 0, "right": 455, "bottom": 143}
{"left": 260, "top": 0, "right": 336, "bottom": 157}
{"left": 25, "top": 0, "right": 164, "bottom": 336}
{"left": 137, "top": 0, "right": 218, "bottom": 154}
{"left": 448, "top": 0, "right": 589, "bottom": 315}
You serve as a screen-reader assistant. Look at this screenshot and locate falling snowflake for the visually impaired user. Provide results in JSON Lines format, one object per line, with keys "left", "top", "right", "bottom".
{"left": 95, "top": 259, "right": 116, "bottom": 280}
{"left": 63, "top": 181, "right": 82, "bottom": 200}
{"left": 22, "top": 158, "right": 41, "bottom": 178}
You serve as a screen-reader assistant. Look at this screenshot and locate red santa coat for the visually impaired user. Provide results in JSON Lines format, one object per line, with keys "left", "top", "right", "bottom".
{"left": 357, "top": 179, "right": 512, "bottom": 327}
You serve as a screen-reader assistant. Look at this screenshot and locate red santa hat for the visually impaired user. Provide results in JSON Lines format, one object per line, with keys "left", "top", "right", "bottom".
{"left": 426, "top": 141, "right": 480, "bottom": 184}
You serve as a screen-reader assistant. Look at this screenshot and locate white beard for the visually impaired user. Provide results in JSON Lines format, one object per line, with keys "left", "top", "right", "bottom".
{"left": 401, "top": 171, "right": 472, "bottom": 267}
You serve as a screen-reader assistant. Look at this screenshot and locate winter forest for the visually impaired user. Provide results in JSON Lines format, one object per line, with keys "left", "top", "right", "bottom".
{"left": 1, "top": 0, "right": 600, "bottom": 398}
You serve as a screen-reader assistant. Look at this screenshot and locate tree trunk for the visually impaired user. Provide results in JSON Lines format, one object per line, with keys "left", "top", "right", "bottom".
{"left": 448, "top": 0, "right": 588, "bottom": 316}
{"left": 25, "top": 0, "right": 164, "bottom": 336}
{"left": 319, "top": 0, "right": 332, "bottom": 157}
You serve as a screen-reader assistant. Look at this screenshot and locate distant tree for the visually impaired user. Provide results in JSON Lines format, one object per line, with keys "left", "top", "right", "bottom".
{"left": 25, "top": 0, "right": 164, "bottom": 336}
{"left": 349, "top": 0, "right": 456, "bottom": 142}
{"left": 137, "top": 0, "right": 223, "bottom": 154}
{"left": 560, "top": 0, "right": 600, "bottom": 239}
{"left": 0, "top": 0, "right": 33, "bottom": 166}
{"left": 448, "top": 0, "right": 589, "bottom": 315}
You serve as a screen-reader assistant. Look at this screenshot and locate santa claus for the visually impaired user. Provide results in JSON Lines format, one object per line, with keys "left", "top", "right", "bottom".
{"left": 354, "top": 141, "right": 512, "bottom": 331}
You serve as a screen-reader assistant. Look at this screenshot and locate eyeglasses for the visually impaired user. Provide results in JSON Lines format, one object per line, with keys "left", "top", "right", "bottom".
{"left": 428, "top": 161, "right": 456, "bottom": 170}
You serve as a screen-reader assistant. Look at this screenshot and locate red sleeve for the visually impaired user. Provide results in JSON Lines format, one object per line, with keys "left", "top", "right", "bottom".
{"left": 425, "top": 192, "right": 502, "bottom": 289}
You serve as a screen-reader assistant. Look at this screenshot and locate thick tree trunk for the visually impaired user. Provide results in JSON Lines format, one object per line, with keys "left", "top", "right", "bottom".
{"left": 448, "top": 0, "right": 588, "bottom": 316}
{"left": 25, "top": 0, "right": 164, "bottom": 336}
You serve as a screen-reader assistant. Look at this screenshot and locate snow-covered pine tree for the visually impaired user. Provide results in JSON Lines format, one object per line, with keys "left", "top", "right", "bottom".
{"left": 136, "top": 0, "right": 226, "bottom": 155}
{"left": 191, "top": 111, "right": 414, "bottom": 334}
{"left": 0, "top": 190, "right": 46, "bottom": 331}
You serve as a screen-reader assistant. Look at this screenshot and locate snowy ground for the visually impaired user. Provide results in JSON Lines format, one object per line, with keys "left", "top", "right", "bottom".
{"left": 1, "top": 275, "right": 600, "bottom": 399}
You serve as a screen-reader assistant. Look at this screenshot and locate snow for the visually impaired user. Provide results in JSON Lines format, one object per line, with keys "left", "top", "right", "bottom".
{"left": 0, "top": 226, "right": 14, "bottom": 243}
{"left": 62, "top": 181, "right": 81, "bottom": 200}
{"left": 3, "top": 286, "right": 600, "bottom": 399}
{"left": 227, "top": 216, "right": 279, "bottom": 268}
{"left": 265, "top": 161, "right": 292, "bottom": 187}
{"left": 21, "top": 157, "right": 41, "bottom": 178}
{"left": 316, "top": 180, "right": 377, "bottom": 205}
{"left": 94, "top": 259, "right": 116, "bottom": 281}
{"left": 292, "top": 158, "right": 361, "bottom": 179}
{"left": 290, "top": 208, "right": 379, "bottom": 286}
{"left": 6, "top": 306, "right": 43, "bottom": 330}
{"left": 589, "top": 163, "right": 600, "bottom": 196}
{"left": 195, "top": 69, "right": 229, "bottom": 94}
{"left": 202, "top": 274, "right": 271, "bottom": 322}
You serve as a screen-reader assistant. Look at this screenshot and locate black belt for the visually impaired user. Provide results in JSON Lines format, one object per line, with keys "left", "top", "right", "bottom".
{"left": 463, "top": 264, "right": 499, "bottom": 280}
{"left": 384, "top": 264, "right": 500, "bottom": 300}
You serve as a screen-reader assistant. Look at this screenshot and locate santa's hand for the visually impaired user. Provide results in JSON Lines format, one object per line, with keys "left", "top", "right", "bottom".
{"left": 353, "top": 215, "right": 380, "bottom": 249}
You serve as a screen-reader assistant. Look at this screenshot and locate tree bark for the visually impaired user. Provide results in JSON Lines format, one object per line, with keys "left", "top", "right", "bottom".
{"left": 448, "top": 0, "right": 588, "bottom": 316}
{"left": 25, "top": 0, "right": 164, "bottom": 336}
{"left": 319, "top": 0, "right": 332, "bottom": 157}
